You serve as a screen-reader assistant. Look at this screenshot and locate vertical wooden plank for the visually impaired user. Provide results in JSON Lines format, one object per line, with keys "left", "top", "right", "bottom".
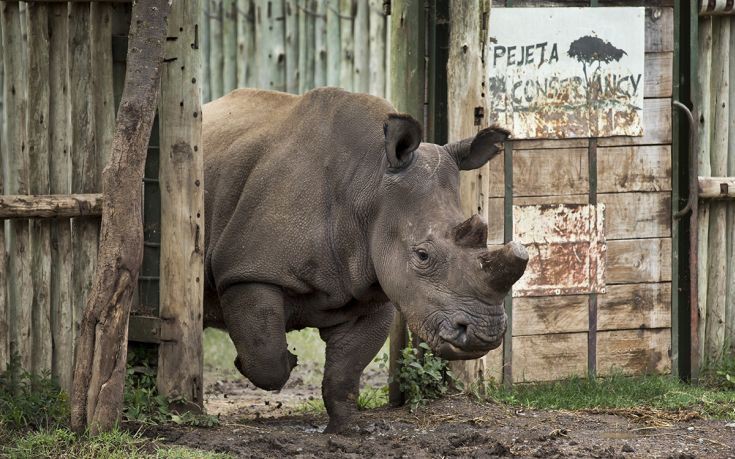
{"left": 287, "top": 0, "right": 299, "bottom": 93}
{"left": 313, "top": 0, "right": 326, "bottom": 87}
{"left": 209, "top": 0, "right": 223, "bottom": 97}
{"left": 325, "top": 0, "right": 340, "bottom": 86}
{"left": 302, "top": 0, "right": 315, "bottom": 91}
{"left": 256, "top": 0, "right": 286, "bottom": 91}
{"left": 222, "top": 0, "right": 238, "bottom": 93}
{"left": 726, "top": 14, "right": 735, "bottom": 358}
{"left": 353, "top": 0, "right": 368, "bottom": 93}
{"left": 0, "top": 13, "right": 7, "bottom": 372}
{"left": 49, "top": 3, "right": 72, "bottom": 391}
{"left": 368, "top": 0, "right": 385, "bottom": 97}
{"left": 200, "top": 0, "right": 211, "bottom": 101}
{"left": 1, "top": 2, "right": 31, "bottom": 372}
{"left": 157, "top": 0, "right": 205, "bottom": 409}
{"left": 338, "top": 0, "right": 353, "bottom": 90}
{"left": 447, "top": 0, "right": 491, "bottom": 387}
{"left": 236, "top": 0, "right": 255, "bottom": 89}
{"left": 695, "top": 16, "right": 712, "bottom": 366}
{"left": 704, "top": 17, "right": 729, "bottom": 364}
{"left": 26, "top": 3, "right": 52, "bottom": 376}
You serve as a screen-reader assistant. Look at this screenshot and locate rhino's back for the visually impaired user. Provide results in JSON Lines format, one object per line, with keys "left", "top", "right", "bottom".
{"left": 202, "top": 88, "right": 393, "bottom": 301}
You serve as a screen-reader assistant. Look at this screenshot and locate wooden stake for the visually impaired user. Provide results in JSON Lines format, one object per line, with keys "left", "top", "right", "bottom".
{"left": 236, "top": 0, "right": 255, "bottom": 88}
{"left": 71, "top": 0, "right": 171, "bottom": 434}
{"left": 314, "top": 0, "right": 326, "bottom": 87}
{"left": 48, "top": 3, "right": 73, "bottom": 391}
{"left": 1, "top": 2, "right": 31, "bottom": 372}
{"left": 0, "top": 11, "right": 6, "bottom": 372}
{"left": 727, "top": 14, "right": 735, "bottom": 358}
{"left": 338, "top": 0, "right": 352, "bottom": 90}
{"left": 256, "top": 0, "right": 285, "bottom": 91}
{"left": 353, "top": 0, "right": 368, "bottom": 93}
{"left": 26, "top": 3, "right": 52, "bottom": 376}
{"left": 287, "top": 0, "right": 299, "bottom": 93}
{"left": 222, "top": 0, "right": 237, "bottom": 93}
{"left": 368, "top": 0, "right": 385, "bottom": 97}
{"left": 156, "top": 0, "right": 205, "bottom": 411}
{"left": 209, "top": 0, "right": 223, "bottom": 98}
{"left": 325, "top": 0, "right": 339, "bottom": 86}
{"left": 200, "top": 0, "right": 211, "bottom": 101}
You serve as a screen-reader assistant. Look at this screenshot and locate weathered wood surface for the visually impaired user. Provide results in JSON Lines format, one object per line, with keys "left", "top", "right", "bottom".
{"left": 644, "top": 7, "right": 673, "bottom": 53}
{"left": 222, "top": 0, "right": 237, "bottom": 93}
{"left": 598, "top": 192, "right": 671, "bottom": 240}
{"left": 1, "top": 2, "right": 32, "bottom": 372}
{"left": 597, "top": 146, "right": 672, "bottom": 193}
{"left": 0, "top": 11, "right": 6, "bottom": 372}
{"left": 0, "top": 194, "right": 103, "bottom": 219}
{"left": 699, "top": 176, "right": 735, "bottom": 198}
{"left": 728, "top": 17, "right": 735, "bottom": 356}
{"left": 512, "top": 333, "right": 587, "bottom": 383}
{"left": 644, "top": 52, "right": 673, "bottom": 98}
{"left": 27, "top": 3, "right": 52, "bottom": 376}
{"left": 488, "top": 148, "right": 589, "bottom": 198}
{"left": 71, "top": 0, "right": 171, "bottom": 434}
{"left": 512, "top": 295, "right": 588, "bottom": 336}
{"left": 49, "top": 3, "right": 73, "bottom": 390}
{"left": 209, "top": 0, "right": 223, "bottom": 98}
{"left": 156, "top": 0, "right": 205, "bottom": 410}
{"left": 236, "top": 0, "right": 254, "bottom": 88}
{"left": 325, "top": 0, "right": 340, "bottom": 86}
{"left": 353, "top": 0, "right": 368, "bottom": 93}
{"left": 597, "top": 283, "right": 672, "bottom": 331}
{"left": 338, "top": 0, "right": 353, "bottom": 90}
{"left": 313, "top": 0, "right": 326, "bottom": 87}
{"left": 200, "top": 0, "right": 211, "bottom": 100}
{"left": 597, "top": 329, "right": 671, "bottom": 376}
{"left": 695, "top": 17, "right": 713, "bottom": 367}
{"left": 287, "top": 0, "right": 299, "bottom": 93}
{"left": 606, "top": 238, "right": 672, "bottom": 285}
{"left": 256, "top": 0, "right": 285, "bottom": 91}
{"left": 597, "top": 98, "right": 672, "bottom": 147}
{"left": 368, "top": 0, "right": 385, "bottom": 97}
{"left": 704, "top": 17, "right": 731, "bottom": 364}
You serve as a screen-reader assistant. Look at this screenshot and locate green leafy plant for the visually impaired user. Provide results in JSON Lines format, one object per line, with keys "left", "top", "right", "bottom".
{"left": 0, "top": 354, "right": 69, "bottom": 430}
{"left": 389, "top": 343, "right": 461, "bottom": 411}
{"left": 124, "top": 363, "right": 219, "bottom": 427}
{"left": 357, "top": 386, "right": 389, "bottom": 410}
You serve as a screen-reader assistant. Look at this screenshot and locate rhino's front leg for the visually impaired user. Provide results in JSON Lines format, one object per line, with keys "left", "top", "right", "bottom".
{"left": 220, "top": 283, "right": 297, "bottom": 391}
{"left": 319, "top": 303, "right": 393, "bottom": 434}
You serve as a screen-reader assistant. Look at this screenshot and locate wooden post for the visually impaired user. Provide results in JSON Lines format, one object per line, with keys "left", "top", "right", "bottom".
{"left": 209, "top": 0, "right": 223, "bottom": 98}
{"left": 353, "top": 0, "right": 368, "bottom": 93}
{"left": 222, "top": 0, "right": 237, "bottom": 93}
{"left": 27, "top": 3, "right": 52, "bottom": 376}
{"left": 286, "top": 0, "right": 299, "bottom": 93}
{"left": 704, "top": 17, "right": 729, "bottom": 364}
{"left": 2, "top": 2, "right": 32, "bottom": 372}
{"left": 48, "top": 3, "right": 73, "bottom": 391}
{"left": 297, "top": 0, "right": 314, "bottom": 93}
{"left": 368, "top": 0, "right": 385, "bottom": 97}
{"left": 727, "top": 15, "right": 735, "bottom": 358}
{"left": 695, "top": 17, "right": 713, "bottom": 368}
{"left": 71, "top": 0, "right": 171, "bottom": 434}
{"left": 200, "top": 0, "right": 211, "bottom": 101}
{"left": 0, "top": 12, "right": 6, "bottom": 372}
{"left": 236, "top": 0, "right": 255, "bottom": 88}
{"left": 338, "top": 0, "right": 353, "bottom": 90}
{"left": 387, "top": 0, "right": 425, "bottom": 407}
{"left": 156, "top": 0, "right": 205, "bottom": 411}
{"left": 314, "top": 0, "right": 326, "bottom": 87}
{"left": 256, "top": 0, "right": 286, "bottom": 91}
{"left": 0, "top": 195, "right": 103, "bottom": 219}
{"left": 447, "top": 0, "right": 498, "bottom": 388}
{"left": 325, "top": 0, "right": 339, "bottom": 86}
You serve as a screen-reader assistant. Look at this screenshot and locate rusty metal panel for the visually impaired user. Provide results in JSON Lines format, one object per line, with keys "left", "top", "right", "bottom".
{"left": 513, "top": 204, "right": 606, "bottom": 297}
{"left": 487, "top": 7, "right": 645, "bottom": 139}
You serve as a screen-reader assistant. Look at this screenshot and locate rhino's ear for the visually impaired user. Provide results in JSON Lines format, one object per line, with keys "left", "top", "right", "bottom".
{"left": 384, "top": 113, "right": 422, "bottom": 171}
{"left": 446, "top": 126, "right": 511, "bottom": 171}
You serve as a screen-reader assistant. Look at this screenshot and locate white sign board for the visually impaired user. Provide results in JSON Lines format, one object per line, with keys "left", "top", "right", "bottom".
{"left": 487, "top": 7, "right": 645, "bottom": 139}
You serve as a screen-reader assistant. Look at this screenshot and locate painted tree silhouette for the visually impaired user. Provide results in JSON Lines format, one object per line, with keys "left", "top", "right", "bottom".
{"left": 567, "top": 35, "right": 627, "bottom": 92}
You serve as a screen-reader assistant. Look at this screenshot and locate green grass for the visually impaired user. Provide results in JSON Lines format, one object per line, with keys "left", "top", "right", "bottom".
{"left": 483, "top": 373, "right": 735, "bottom": 420}
{"left": 0, "top": 427, "right": 232, "bottom": 459}
{"left": 294, "top": 386, "right": 390, "bottom": 414}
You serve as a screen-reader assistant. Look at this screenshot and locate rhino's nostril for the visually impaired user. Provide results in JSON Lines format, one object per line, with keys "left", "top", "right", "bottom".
{"left": 456, "top": 323, "right": 468, "bottom": 337}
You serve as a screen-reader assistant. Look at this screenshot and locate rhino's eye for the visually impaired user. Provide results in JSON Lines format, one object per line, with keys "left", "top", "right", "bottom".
{"left": 415, "top": 248, "right": 430, "bottom": 262}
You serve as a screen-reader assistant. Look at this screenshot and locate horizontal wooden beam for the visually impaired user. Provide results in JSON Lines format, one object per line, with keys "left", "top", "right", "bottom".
{"left": 698, "top": 176, "right": 735, "bottom": 199}
{"left": 0, "top": 1, "right": 131, "bottom": 3}
{"left": 0, "top": 193, "right": 103, "bottom": 219}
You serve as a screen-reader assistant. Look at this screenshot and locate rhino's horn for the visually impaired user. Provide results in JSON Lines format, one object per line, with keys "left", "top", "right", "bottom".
{"left": 452, "top": 214, "right": 488, "bottom": 248}
{"left": 478, "top": 242, "right": 528, "bottom": 293}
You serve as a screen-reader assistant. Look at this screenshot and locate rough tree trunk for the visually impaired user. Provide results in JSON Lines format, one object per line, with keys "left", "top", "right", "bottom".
{"left": 70, "top": 0, "right": 172, "bottom": 434}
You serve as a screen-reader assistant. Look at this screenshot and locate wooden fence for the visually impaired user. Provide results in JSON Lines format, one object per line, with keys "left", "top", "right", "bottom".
{"left": 0, "top": 0, "right": 204, "bottom": 410}
{"left": 200, "top": 0, "right": 388, "bottom": 101}
{"left": 693, "top": 11, "right": 735, "bottom": 370}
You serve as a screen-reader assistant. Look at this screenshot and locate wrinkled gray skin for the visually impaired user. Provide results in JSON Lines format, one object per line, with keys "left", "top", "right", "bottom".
{"left": 202, "top": 88, "right": 528, "bottom": 433}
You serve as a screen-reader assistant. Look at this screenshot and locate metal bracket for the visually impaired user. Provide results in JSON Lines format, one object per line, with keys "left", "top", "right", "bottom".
{"left": 673, "top": 100, "right": 698, "bottom": 219}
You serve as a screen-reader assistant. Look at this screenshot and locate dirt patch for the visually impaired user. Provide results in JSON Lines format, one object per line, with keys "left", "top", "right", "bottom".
{"left": 135, "top": 395, "right": 735, "bottom": 458}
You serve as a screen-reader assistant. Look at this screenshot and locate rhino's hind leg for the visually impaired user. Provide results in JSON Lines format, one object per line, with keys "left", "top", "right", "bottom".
{"left": 219, "top": 283, "right": 297, "bottom": 391}
{"left": 319, "top": 303, "right": 393, "bottom": 434}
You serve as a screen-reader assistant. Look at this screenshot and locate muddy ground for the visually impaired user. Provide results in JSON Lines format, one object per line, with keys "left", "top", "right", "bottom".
{"left": 133, "top": 372, "right": 735, "bottom": 459}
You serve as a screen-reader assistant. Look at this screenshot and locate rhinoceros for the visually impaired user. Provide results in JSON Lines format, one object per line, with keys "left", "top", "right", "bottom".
{"left": 202, "top": 88, "right": 528, "bottom": 432}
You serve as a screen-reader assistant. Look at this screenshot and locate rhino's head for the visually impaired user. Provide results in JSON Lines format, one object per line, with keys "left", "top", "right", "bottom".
{"left": 370, "top": 113, "right": 528, "bottom": 360}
